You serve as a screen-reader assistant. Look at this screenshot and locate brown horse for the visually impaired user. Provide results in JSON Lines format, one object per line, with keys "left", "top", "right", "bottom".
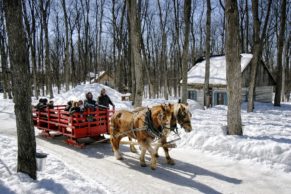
{"left": 154, "top": 103, "right": 192, "bottom": 165}
{"left": 128, "top": 103, "right": 192, "bottom": 164}
{"left": 110, "top": 104, "right": 173, "bottom": 170}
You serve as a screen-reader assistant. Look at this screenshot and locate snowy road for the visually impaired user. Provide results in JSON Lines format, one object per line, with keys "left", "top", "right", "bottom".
{"left": 1, "top": 96, "right": 291, "bottom": 194}
{"left": 1, "top": 126, "right": 291, "bottom": 194}
{"left": 36, "top": 138, "right": 291, "bottom": 194}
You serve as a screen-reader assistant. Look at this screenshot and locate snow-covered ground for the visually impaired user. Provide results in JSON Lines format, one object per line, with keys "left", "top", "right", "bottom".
{"left": 1, "top": 83, "right": 291, "bottom": 194}
{"left": 179, "top": 102, "right": 291, "bottom": 173}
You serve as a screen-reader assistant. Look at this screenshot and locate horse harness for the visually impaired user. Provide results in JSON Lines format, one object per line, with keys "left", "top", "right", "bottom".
{"left": 113, "top": 108, "right": 167, "bottom": 139}
{"left": 144, "top": 108, "right": 164, "bottom": 139}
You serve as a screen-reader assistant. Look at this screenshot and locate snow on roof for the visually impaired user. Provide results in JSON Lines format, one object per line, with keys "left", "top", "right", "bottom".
{"left": 187, "top": 53, "right": 253, "bottom": 85}
{"left": 96, "top": 71, "right": 106, "bottom": 79}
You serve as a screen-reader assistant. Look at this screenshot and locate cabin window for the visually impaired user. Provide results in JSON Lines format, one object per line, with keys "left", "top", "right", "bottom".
{"left": 188, "top": 90, "right": 197, "bottom": 100}
{"left": 213, "top": 91, "right": 227, "bottom": 106}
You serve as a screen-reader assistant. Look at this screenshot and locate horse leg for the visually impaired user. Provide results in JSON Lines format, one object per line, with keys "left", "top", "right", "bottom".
{"left": 146, "top": 143, "right": 158, "bottom": 170}
{"left": 154, "top": 136, "right": 166, "bottom": 158}
{"left": 139, "top": 143, "right": 147, "bottom": 167}
{"left": 128, "top": 137, "right": 138, "bottom": 153}
{"left": 162, "top": 142, "right": 175, "bottom": 165}
{"left": 110, "top": 136, "right": 123, "bottom": 160}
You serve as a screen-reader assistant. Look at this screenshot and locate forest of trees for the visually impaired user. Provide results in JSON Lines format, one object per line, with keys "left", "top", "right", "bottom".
{"left": 0, "top": 0, "right": 290, "bottom": 103}
{"left": 0, "top": 0, "right": 290, "bottom": 180}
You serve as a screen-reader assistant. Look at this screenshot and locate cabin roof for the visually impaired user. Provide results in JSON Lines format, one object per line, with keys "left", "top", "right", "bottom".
{"left": 186, "top": 53, "right": 253, "bottom": 85}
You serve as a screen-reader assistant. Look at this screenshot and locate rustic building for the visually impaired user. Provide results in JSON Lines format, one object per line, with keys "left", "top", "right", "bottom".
{"left": 186, "top": 54, "right": 276, "bottom": 106}
{"left": 94, "top": 71, "right": 115, "bottom": 88}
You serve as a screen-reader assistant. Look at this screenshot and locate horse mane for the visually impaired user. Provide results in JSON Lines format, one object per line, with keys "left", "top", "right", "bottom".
{"left": 173, "top": 103, "right": 181, "bottom": 117}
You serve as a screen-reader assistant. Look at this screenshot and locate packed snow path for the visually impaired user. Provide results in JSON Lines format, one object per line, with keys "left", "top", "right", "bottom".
{"left": 1, "top": 91, "right": 291, "bottom": 193}
{"left": 1, "top": 129, "right": 291, "bottom": 194}
{"left": 36, "top": 138, "right": 291, "bottom": 194}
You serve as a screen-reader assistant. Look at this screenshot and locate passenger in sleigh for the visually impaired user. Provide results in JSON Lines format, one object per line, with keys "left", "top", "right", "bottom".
{"left": 34, "top": 98, "right": 49, "bottom": 127}
{"left": 84, "top": 92, "right": 97, "bottom": 122}
{"left": 96, "top": 88, "right": 115, "bottom": 132}
{"left": 69, "top": 100, "right": 84, "bottom": 115}
{"left": 84, "top": 92, "right": 97, "bottom": 110}
{"left": 35, "top": 98, "right": 48, "bottom": 111}
{"left": 64, "top": 100, "right": 72, "bottom": 111}
{"left": 68, "top": 100, "right": 86, "bottom": 128}
{"left": 97, "top": 88, "right": 115, "bottom": 110}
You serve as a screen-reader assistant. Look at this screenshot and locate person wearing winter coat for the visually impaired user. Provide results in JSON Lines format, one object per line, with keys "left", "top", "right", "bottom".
{"left": 84, "top": 92, "right": 96, "bottom": 110}
{"left": 97, "top": 88, "right": 115, "bottom": 110}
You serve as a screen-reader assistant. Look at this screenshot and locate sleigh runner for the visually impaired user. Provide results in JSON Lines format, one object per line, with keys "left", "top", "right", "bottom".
{"left": 32, "top": 105, "right": 114, "bottom": 148}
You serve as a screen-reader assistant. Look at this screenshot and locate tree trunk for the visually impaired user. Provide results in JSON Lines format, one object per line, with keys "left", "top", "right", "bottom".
{"left": 157, "top": 0, "right": 169, "bottom": 100}
{"left": 40, "top": 0, "right": 53, "bottom": 98}
{"left": 62, "top": 0, "right": 70, "bottom": 91}
{"left": 126, "top": 0, "right": 143, "bottom": 107}
{"left": 247, "top": 0, "right": 272, "bottom": 112}
{"left": 0, "top": 21, "right": 11, "bottom": 99}
{"left": 204, "top": 0, "right": 211, "bottom": 108}
{"left": 274, "top": 0, "right": 287, "bottom": 106}
{"left": 3, "top": 0, "right": 37, "bottom": 179}
{"left": 181, "top": 0, "right": 191, "bottom": 104}
{"left": 245, "top": 1, "right": 249, "bottom": 52}
{"left": 224, "top": 0, "right": 242, "bottom": 135}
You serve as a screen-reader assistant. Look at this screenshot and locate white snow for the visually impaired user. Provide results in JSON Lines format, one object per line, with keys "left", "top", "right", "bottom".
{"left": 187, "top": 53, "right": 253, "bottom": 85}
{"left": 34, "top": 83, "right": 132, "bottom": 110}
{"left": 1, "top": 83, "right": 291, "bottom": 194}
{"left": 178, "top": 102, "right": 291, "bottom": 173}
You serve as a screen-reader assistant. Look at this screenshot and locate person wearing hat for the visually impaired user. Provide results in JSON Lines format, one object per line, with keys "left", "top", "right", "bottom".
{"left": 97, "top": 88, "right": 115, "bottom": 110}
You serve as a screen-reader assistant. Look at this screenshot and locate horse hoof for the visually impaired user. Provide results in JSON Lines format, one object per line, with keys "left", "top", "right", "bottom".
{"left": 167, "top": 160, "right": 175, "bottom": 165}
{"left": 140, "top": 163, "right": 147, "bottom": 167}
{"left": 150, "top": 166, "right": 156, "bottom": 170}
{"left": 114, "top": 152, "right": 123, "bottom": 160}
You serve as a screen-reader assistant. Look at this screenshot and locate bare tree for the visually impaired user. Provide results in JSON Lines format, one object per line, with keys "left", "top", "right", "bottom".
{"left": 274, "top": 0, "right": 287, "bottom": 106}
{"left": 61, "top": 0, "right": 70, "bottom": 91}
{"left": 3, "top": 0, "right": 37, "bottom": 179}
{"left": 0, "top": 0, "right": 12, "bottom": 99}
{"left": 126, "top": 0, "right": 143, "bottom": 107}
{"left": 247, "top": 0, "right": 272, "bottom": 112}
{"left": 181, "top": 0, "right": 191, "bottom": 104}
{"left": 40, "top": 0, "right": 53, "bottom": 98}
{"left": 245, "top": 1, "right": 249, "bottom": 52}
{"left": 157, "top": 0, "right": 169, "bottom": 99}
{"left": 224, "top": 0, "right": 242, "bottom": 135}
{"left": 204, "top": 0, "right": 211, "bottom": 107}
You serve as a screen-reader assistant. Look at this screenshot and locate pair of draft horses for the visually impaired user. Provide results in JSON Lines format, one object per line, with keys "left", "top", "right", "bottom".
{"left": 109, "top": 102, "right": 192, "bottom": 170}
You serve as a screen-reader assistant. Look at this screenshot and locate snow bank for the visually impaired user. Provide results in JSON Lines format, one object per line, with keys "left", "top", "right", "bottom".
{"left": 178, "top": 102, "right": 291, "bottom": 173}
{"left": 0, "top": 135, "right": 108, "bottom": 194}
{"left": 142, "top": 98, "right": 204, "bottom": 110}
{"left": 33, "top": 83, "right": 132, "bottom": 110}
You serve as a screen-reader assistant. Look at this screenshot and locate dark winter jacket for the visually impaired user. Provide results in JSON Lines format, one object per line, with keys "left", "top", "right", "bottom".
{"left": 69, "top": 106, "right": 82, "bottom": 115}
{"left": 35, "top": 98, "right": 48, "bottom": 111}
{"left": 97, "top": 94, "right": 114, "bottom": 109}
{"left": 84, "top": 99, "right": 96, "bottom": 110}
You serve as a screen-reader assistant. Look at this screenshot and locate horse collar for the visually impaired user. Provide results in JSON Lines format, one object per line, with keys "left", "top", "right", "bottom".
{"left": 145, "top": 108, "right": 162, "bottom": 138}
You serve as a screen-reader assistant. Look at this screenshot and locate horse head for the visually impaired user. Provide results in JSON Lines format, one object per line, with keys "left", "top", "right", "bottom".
{"left": 173, "top": 103, "right": 192, "bottom": 132}
{"left": 151, "top": 104, "right": 173, "bottom": 130}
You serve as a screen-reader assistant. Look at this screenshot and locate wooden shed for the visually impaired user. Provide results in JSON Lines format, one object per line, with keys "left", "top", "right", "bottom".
{"left": 94, "top": 71, "right": 115, "bottom": 88}
{"left": 186, "top": 54, "right": 276, "bottom": 106}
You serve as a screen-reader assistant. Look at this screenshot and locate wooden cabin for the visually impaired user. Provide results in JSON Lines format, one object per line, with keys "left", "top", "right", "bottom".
{"left": 94, "top": 71, "right": 115, "bottom": 88}
{"left": 186, "top": 54, "right": 276, "bottom": 106}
